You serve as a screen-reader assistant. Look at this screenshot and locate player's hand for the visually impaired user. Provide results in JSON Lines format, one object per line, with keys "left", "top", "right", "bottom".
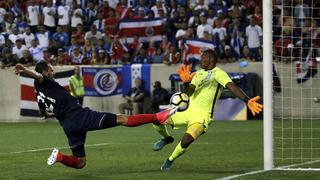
{"left": 14, "top": 64, "right": 26, "bottom": 75}
{"left": 42, "top": 112, "right": 55, "bottom": 120}
{"left": 177, "top": 65, "right": 195, "bottom": 83}
{"left": 247, "top": 96, "right": 263, "bottom": 116}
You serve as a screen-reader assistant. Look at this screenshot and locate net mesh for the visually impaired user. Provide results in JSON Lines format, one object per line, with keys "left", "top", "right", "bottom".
{"left": 272, "top": 0, "right": 320, "bottom": 169}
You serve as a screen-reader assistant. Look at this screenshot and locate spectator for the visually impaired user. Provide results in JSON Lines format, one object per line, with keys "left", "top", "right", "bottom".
{"left": 3, "top": 15, "right": 16, "bottom": 33}
{"left": 99, "top": 0, "right": 110, "bottom": 19}
{"left": 221, "top": 45, "right": 237, "bottom": 63}
{"left": 93, "top": 13, "right": 105, "bottom": 33}
{"left": 151, "top": 0, "right": 167, "bottom": 18}
{"left": 71, "top": 2, "right": 83, "bottom": 30}
{"left": 72, "top": 24, "right": 85, "bottom": 45}
{"left": 147, "top": 41, "right": 155, "bottom": 57}
{"left": 21, "top": 27, "right": 35, "bottom": 48}
{"left": 70, "top": 47, "right": 83, "bottom": 65}
{"left": 293, "top": 0, "right": 310, "bottom": 27}
{"left": 212, "top": 20, "right": 227, "bottom": 46}
{"left": 197, "top": 14, "right": 213, "bottom": 39}
{"left": 68, "top": 66, "right": 85, "bottom": 105}
{"left": 42, "top": 48, "right": 56, "bottom": 65}
{"left": 84, "top": 25, "right": 103, "bottom": 46}
{"left": 57, "top": 0, "right": 71, "bottom": 33}
{"left": 48, "top": 38, "right": 62, "bottom": 57}
{"left": 26, "top": 0, "right": 40, "bottom": 33}
{"left": 0, "top": 6, "right": 6, "bottom": 24}
{"left": 213, "top": 0, "right": 228, "bottom": 16}
{"left": 163, "top": 46, "right": 180, "bottom": 65}
{"left": 82, "top": 39, "right": 94, "bottom": 64}
{"left": 95, "top": 38, "right": 110, "bottom": 54}
{"left": 133, "top": 0, "right": 150, "bottom": 17}
{"left": 52, "top": 26, "right": 69, "bottom": 47}
{"left": 12, "top": 39, "right": 27, "bottom": 59}
{"left": 133, "top": 47, "right": 152, "bottom": 64}
{"left": 42, "top": 0, "right": 56, "bottom": 34}
{"left": 110, "top": 37, "right": 128, "bottom": 64}
{"left": 56, "top": 48, "right": 71, "bottom": 65}
{"left": 159, "top": 35, "right": 172, "bottom": 55}
{"left": 118, "top": 77, "right": 145, "bottom": 115}
{"left": 175, "top": 23, "right": 188, "bottom": 49}
{"left": 29, "top": 39, "right": 44, "bottom": 63}
{"left": 84, "top": 1, "right": 97, "bottom": 30}
{"left": 245, "top": 17, "right": 262, "bottom": 61}
{"left": 147, "top": 81, "right": 170, "bottom": 113}
{"left": 96, "top": 50, "right": 110, "bottom": 64}
{"left": 241, "top": 45, "right": 254, "bottom": 61}
{"left": 104, "top": 9, "right": 119, "bottom": 36}
{"left": 173, "top": 7, "right": 188, "bottom": 31}
{"left": 8, "top": 27, "right": 22, "bottom": 45}
{"left": 128, "top": 35, "right": 143, "bottom": 56}
{"left": 19, "top": 49, "right": 34, "bottom": 66}
{"left": 35, "top": 25, "right": 50, "bottom": 48}
{"left": 0, "top": 48, "right": 18, "bottom": 68}
{"left": 152, "top": 47, "right": 165, "bottom": 63}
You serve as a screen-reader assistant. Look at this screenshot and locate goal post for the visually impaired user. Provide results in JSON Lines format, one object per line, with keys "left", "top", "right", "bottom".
{"left": 263, "top": 0, "right": 274, "bottom": 171}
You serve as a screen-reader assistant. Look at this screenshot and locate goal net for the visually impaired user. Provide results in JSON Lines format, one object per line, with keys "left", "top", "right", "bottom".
{"left": 272, "top": 0, "right": 320, "bottom": 170}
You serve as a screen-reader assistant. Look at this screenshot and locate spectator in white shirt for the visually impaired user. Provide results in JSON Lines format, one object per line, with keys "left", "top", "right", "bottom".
{"left": 42, "top": 0, "right": 56, "bottom": 34}
{"left": 0, "top": 7, "right": 6, "bottom": 24}
{"left": 36, "top": 25, "right": 50, "bottom": 48}
{"left": 196, "top": 14, "right": 213, "bottom": 39}
{"left": 212, "top": 20, "right": 227, "bottom": 45}
{"left": 22, "top": 27, "right": 36, "bottom": 48}
{"left": 245, "top": 17, "right": 262, "bottom": 61}
{"left": 26, "top": 0, "right": 40, "bottom": 33}
{"left": 151, "top": 0, "right": 167, "bottom": 18}
{"left": 29, "top": 39, "right": 44, "bottom": 63}
{"left": 8, "top": 27, "right": 22, "bottom": 45}
{"left": 12, "top": 39, "right": 28, "bottom": 59}
{"left": 71, "top": 2, "right": 83, "bottom": 31}
{"left": 84, "top": 25, "right": 103, "bottom": 46}
{"left": 58, "top": 1, "right": 71, "bottom": 33}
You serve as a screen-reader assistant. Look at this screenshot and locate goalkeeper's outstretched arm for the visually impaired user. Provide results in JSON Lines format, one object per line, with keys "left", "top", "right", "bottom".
{"left": 226, "top": 82, "right": 263, "bottom": 116}
{"left": 226, "top": 82, "right": 250, "bottom": 101}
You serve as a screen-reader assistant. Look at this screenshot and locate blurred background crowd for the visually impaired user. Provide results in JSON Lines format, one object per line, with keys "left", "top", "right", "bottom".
{"left": 0, "top": 0, "right": 319, "bottom": 69}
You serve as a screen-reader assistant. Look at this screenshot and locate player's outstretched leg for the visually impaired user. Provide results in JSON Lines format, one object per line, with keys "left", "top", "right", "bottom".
{"left": 123, "top": 107, "right": 178, "bottom": 126}
{"left": 152, "top": 124, "right": 174, "bottom": 151}
{"left": 160, "top": 123, "right": 204, "bottom": 171}
{"left": 47, "top": 148, "right": 86, "bottom": 169}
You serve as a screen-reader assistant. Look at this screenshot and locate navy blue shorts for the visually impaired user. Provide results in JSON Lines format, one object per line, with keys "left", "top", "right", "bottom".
{"left": 61, "top": 107, "right": 117, "bottom": 157}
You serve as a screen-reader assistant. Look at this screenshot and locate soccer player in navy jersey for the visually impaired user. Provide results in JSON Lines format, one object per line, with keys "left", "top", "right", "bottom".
{"left": 14, "top": 62, "right": 177, "bottom": 169}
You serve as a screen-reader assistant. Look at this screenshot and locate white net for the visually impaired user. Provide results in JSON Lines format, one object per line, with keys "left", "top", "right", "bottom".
{"left": 272, "top": 0, "right": 320, "bottom": 169}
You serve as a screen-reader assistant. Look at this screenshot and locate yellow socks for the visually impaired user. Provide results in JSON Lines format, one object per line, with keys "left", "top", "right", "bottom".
{"left": 168, "top": 142, "right": 186, "bottom": 161}
{"left": 153, "top": 124, "right": 170, "bottom": 138}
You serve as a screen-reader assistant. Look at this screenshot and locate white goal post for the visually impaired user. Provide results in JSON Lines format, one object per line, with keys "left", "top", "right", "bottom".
{"left": 263, "top": 0, "right": 274, "bottom": 171}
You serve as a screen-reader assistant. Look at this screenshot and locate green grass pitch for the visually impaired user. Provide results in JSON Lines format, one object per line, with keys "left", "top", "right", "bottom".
{"left": 0, "top": 121, "right": 319, "bottom": 179}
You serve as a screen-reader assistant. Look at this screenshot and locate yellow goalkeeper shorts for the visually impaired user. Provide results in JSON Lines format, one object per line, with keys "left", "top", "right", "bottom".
{"left": 167, "top": 106, "right": 212, "bottom": 131}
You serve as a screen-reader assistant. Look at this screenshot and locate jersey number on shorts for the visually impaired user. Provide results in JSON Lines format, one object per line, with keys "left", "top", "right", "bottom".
{"left": 37, "top": 91, "right": 56, "bottom": 112}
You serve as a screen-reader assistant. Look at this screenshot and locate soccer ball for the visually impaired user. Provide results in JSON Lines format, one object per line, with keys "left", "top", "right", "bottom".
{"left": 170, "top": 92, "right": 190, "bottom": 112}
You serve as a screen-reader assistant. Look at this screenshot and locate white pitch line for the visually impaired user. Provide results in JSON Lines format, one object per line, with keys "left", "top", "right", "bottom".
{"left": 9, "top": 142, "right": 150, "bottom": 154}
{"left": 217, "top": 159, "right": 320, "bottom": 180}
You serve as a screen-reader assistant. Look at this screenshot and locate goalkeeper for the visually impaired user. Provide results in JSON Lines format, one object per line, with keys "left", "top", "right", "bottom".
{"left": 153, "top": 49, "right": 263, "bottom": 171}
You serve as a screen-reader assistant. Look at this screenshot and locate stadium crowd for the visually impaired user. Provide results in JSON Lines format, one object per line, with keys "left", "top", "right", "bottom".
{"left": 0, "top": 0, "right": 318, "bottom": 69}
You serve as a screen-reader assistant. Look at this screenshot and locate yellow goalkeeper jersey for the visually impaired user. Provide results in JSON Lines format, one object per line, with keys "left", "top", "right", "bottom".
{"left": 189, "top": 67, "right": 232, "bottom": 117}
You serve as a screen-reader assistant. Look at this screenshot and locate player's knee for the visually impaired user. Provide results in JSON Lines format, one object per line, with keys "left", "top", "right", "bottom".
{"left": 116, "top": 114, "right": 128, "bottom": 126}
{"left": 181, "top": 134, "right": 194, "bottom": 148}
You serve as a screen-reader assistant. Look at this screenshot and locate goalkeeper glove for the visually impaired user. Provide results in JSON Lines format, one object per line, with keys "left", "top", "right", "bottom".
{"left": 247, "top": 96, "right": 263, "bottom": 116}
{"left": 177, "top": 65, "right": 196, "bottom": 83}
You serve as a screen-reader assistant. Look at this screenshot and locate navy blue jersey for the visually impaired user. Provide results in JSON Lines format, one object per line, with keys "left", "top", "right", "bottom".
{"left": 34, "top": 76, "right": 82, "bottom": 121}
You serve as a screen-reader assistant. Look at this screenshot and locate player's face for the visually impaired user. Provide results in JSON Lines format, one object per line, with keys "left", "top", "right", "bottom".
{"left": 47, "top": 65, "right": 54, "bottom": 80}
{"left": 200, "top": 52, "right": 210, "bottom": 70}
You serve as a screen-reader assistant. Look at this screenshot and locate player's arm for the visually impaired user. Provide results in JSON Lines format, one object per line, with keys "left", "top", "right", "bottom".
{"left": 226, "top": 82, "right": 263, "bottom": 116}
{"left": 38, "top": 102, "right": 55, "bottom": 119}
{"left": 178, "top": 65, "right": 196, "bottom": 96}
{"left": 14, "top": 63, "right": 43, "bottom": 83}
